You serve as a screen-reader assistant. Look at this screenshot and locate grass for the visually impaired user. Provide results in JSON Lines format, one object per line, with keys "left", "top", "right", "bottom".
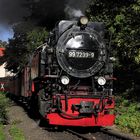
{"left": 0, "top": 92, "right": 8, "bottom": 140}
{"left": 0, "top": 125, "right": 6, "bottom": 140}
{"left": 0, "top": 92, "right": 25, "bottom": 140}
{"left": 9, "top": 125, "right": 25, "bottom": 140}
{"left": 0, "top": 92, "right": 9, "bottom": 124}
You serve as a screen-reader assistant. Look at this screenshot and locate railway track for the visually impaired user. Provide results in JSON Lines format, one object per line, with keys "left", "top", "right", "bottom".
{"left": 66, "top": 127, "right": 139, "bottom": 140}
{"left": 67, "top": 129, "right": 95, "bottom": 140}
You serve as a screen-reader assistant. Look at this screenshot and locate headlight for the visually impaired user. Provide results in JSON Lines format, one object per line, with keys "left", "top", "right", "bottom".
{"left": 97, "top": 77, "right": 106, "bottom": 86}
{"left": 80, "top": 16, "right": 89, "bottom": 25}
{"left": 61, "top": 76, "right": 70, "bottom": 85}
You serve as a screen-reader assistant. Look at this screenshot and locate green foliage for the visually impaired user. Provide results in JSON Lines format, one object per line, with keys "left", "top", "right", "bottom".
{"left": 88, "top": 0, "right": 140, "bottom": 107}
{"left": 0, "top": 125, "right": 6, "bottom": 140}
{"left": 9, "top": 125, "right": 25, "bottom": 140}
{"left": 0, "top": 41, "right": 7, "bottom": 48}
{"left": 87, "top": 0, "right": 140, "bottom": 67}
{"left": 0, "top": 93, "right": 25, "bottom": 140}
{"left": 27, "top": 28, "right": 48, "bottom": 52}
{"left": 3, "top": 27, "right": 48, "bottom": 73}
{"left": 135, "top": 49, "right": 140, "bottom": 64}
{"left": 3, "top": 34, "right": 28, "bottom": 72}
{"left": 115, "top": 96, "right": 140, "bottom": 136}
{"left": 0, "top": 93, "right": 9, "bottom": 124}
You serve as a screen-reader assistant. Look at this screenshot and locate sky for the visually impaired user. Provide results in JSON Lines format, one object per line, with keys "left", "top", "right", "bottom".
{"left": 0, "top": 24, "right": 14, "bottom": 42}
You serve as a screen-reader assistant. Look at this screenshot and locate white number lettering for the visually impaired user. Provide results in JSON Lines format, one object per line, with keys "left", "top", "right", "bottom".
{"left": 1, "top": 83, "right": 5, "bottom": 90}
{"left": 91, "top": 53, "right": 94, "bottom": 58}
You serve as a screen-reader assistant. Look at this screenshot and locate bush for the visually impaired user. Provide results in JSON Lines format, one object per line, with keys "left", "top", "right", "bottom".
{"left": 0, "top": 92, "right": 9, "bottom": 124}
{"left": 115, "top": 96, "right": 140, "bottom": 136}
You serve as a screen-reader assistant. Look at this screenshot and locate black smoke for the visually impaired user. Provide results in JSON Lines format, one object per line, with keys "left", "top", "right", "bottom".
{"left": 0, "top": 0, "right": 90, "bottom": 29}
{"left": 0, "top": 0, "right": 30, "bottom": 24}
{"left": 29, "top": 0, "right": 90, "bottom": 28}
{"left": 29, "top": 0, "right": 66, "bottom": 28}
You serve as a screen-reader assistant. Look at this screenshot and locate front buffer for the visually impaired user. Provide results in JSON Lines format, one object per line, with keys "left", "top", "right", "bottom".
{"left": 45, "top": 96, "right": 115, "bottom": 127}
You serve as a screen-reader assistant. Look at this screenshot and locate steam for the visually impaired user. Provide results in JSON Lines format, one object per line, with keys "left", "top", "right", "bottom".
{"left": 64, "top": 0, "right": 89, "bottom": 19}
{"left": 65, "top": 6, "right": 84, "bottom": 19}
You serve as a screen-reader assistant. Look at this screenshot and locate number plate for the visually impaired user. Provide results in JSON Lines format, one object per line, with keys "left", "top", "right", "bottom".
{"left": 68, "top": 51, "right": 94, "bottom": 58}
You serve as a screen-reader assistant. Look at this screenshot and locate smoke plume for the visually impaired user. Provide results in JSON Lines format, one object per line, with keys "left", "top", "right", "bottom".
{"left": 0, "top": 0, "right": 30, "bottom": 24}
{"left": 65, "top": 0, "right": 89, "bottom": 19}
{"left": 0, "top": 0, "right": 90, "bottom": 28}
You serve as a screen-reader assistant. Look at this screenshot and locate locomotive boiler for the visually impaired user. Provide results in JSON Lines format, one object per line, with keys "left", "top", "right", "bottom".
{"left": 10, "top": 16, "right": 115, "bottom": 126}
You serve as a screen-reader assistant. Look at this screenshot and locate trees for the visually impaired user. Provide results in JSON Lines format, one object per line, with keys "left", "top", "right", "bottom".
{"left": 87, "top": 0, "right": 140, "bottom": 68}
{"left": 87, "top": 0, "right": 140, "bottom": 92}
{"left": 0, "top": 41, "right": 7, "bottom": 48}
{"left": 2, "top": 26, "right": 48, "bottom": 73}
{"left": 3, "top": 34, "right": 28, "bottom": 72}
{"left": 87, "top": 1, "right": 140, "bottom": 134}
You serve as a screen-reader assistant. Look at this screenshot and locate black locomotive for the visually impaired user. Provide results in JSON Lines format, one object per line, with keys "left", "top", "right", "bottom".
{"left": 9, "top": 16, "right": 115, "bottom": 126}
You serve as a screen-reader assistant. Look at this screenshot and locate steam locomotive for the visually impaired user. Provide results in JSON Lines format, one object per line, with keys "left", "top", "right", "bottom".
{"left": 9, "top": 16, "right": 115, "bottom": 126}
